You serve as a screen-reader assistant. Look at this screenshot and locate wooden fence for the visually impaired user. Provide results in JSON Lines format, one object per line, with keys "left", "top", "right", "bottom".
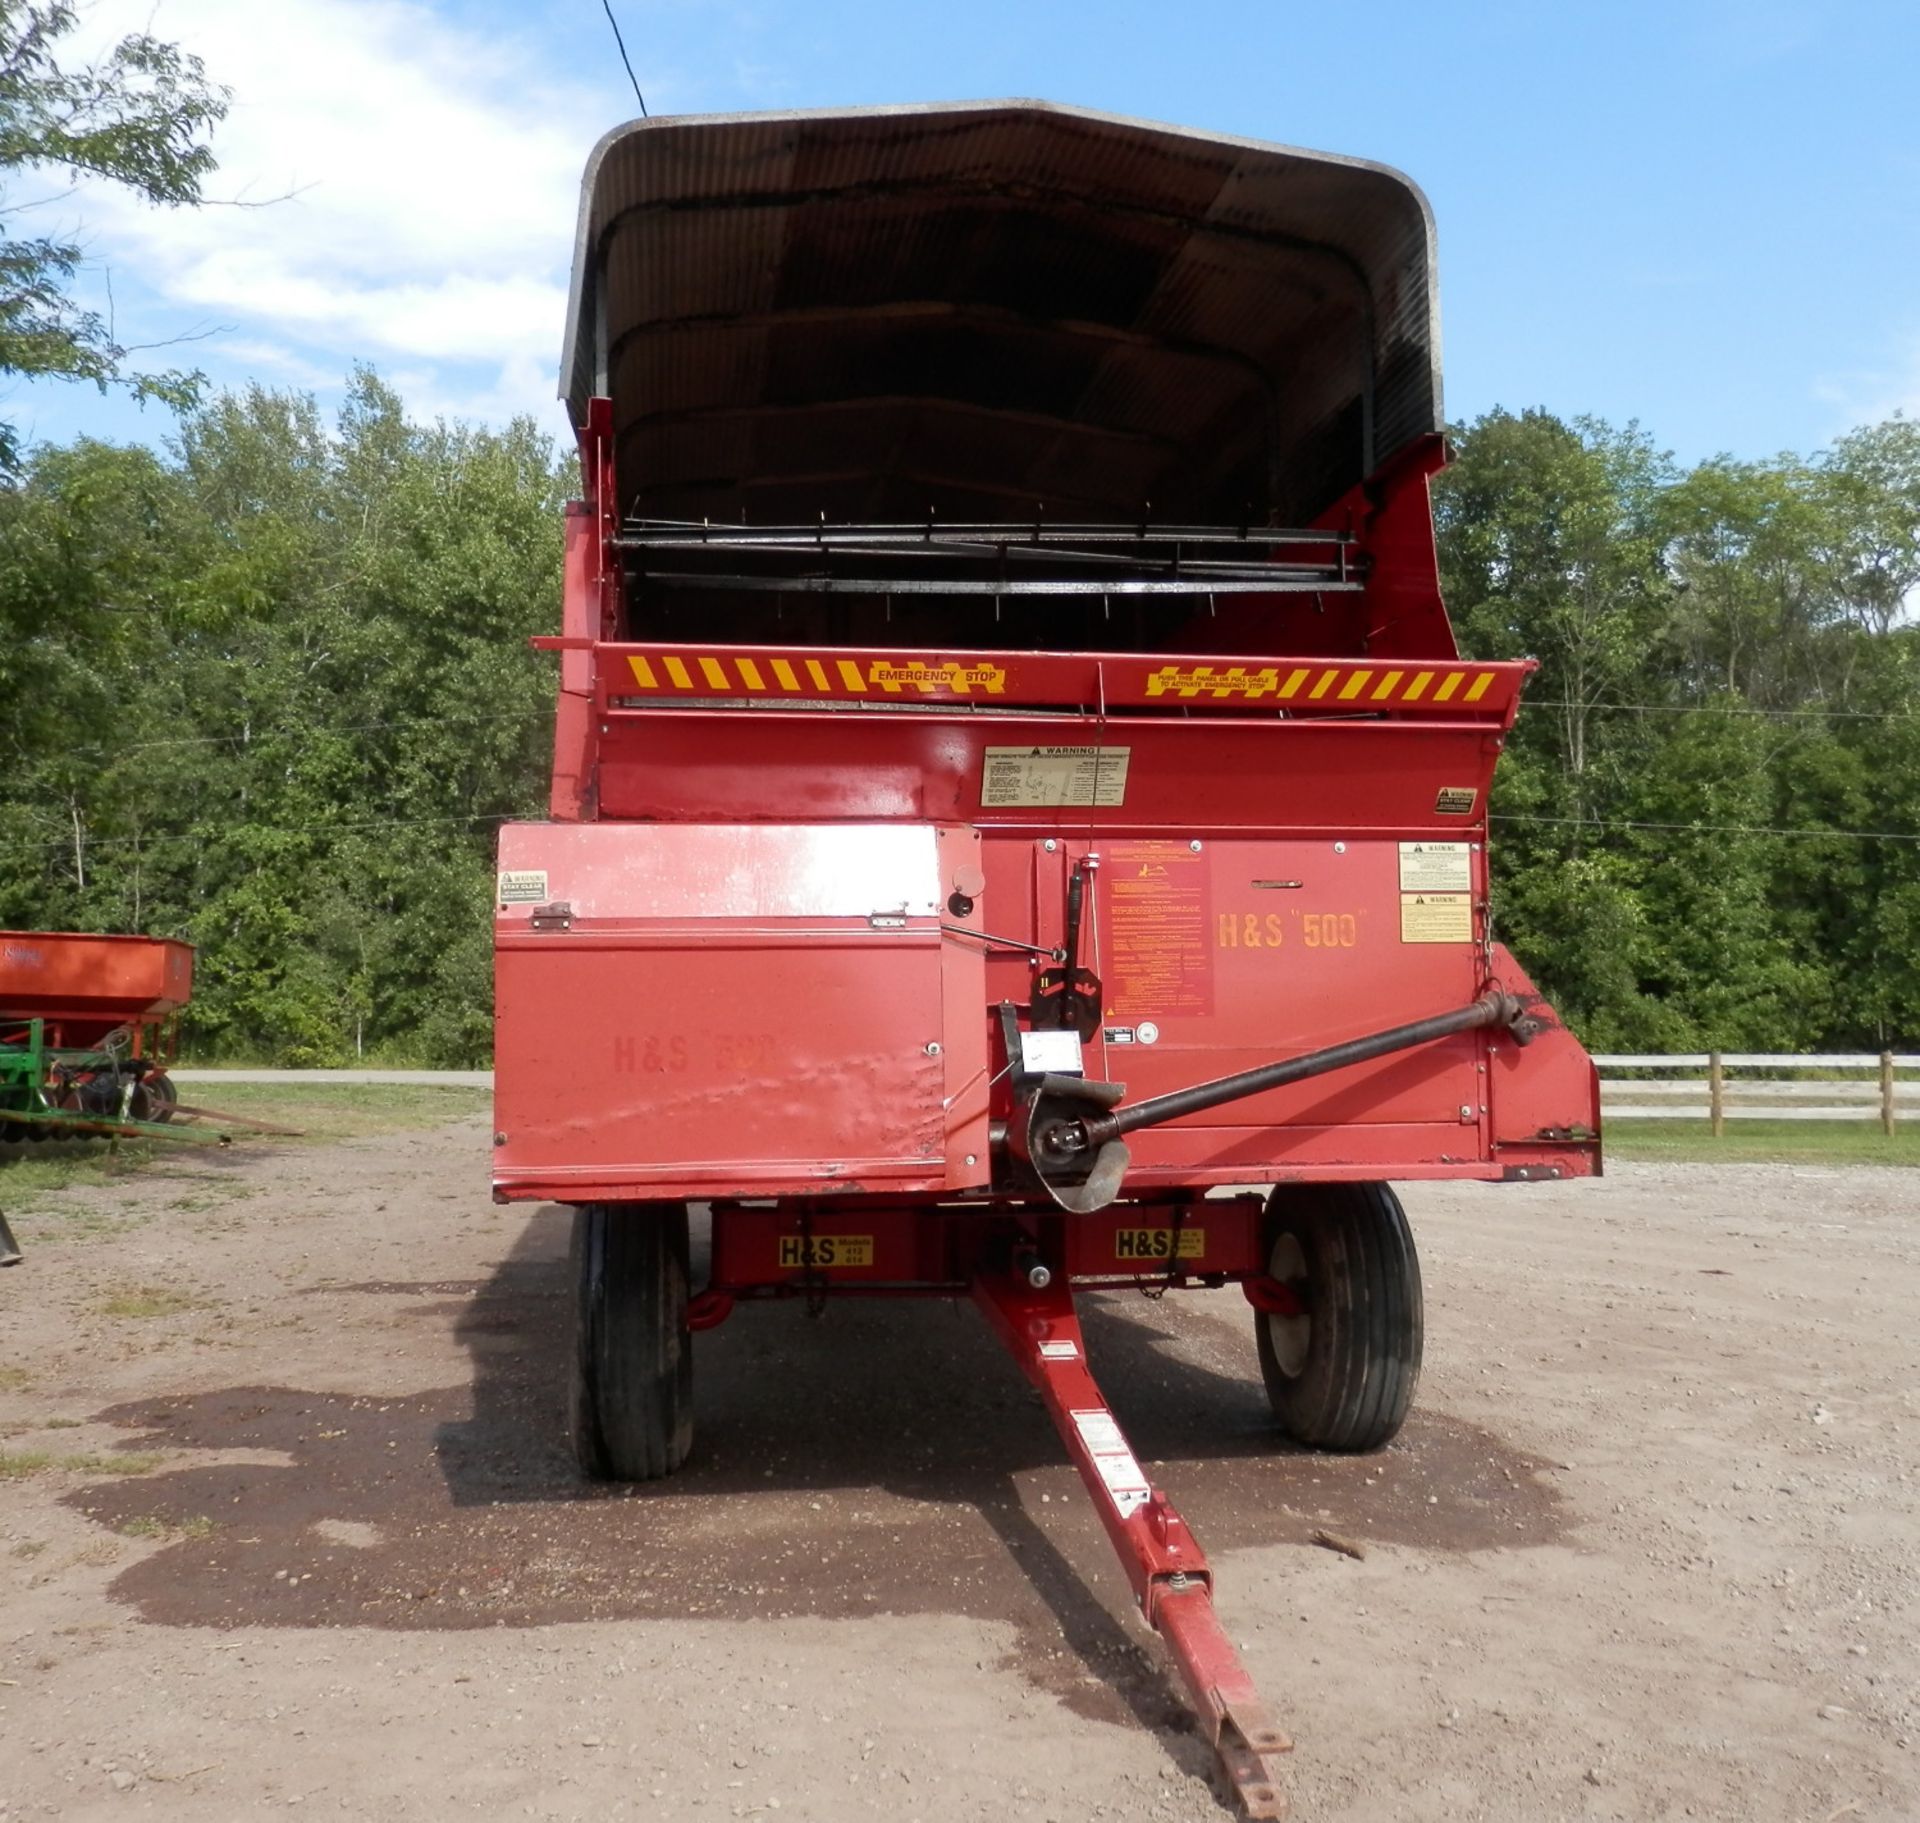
{"left": 1594, "top": 1054, "right": 1920, "bottom": 1135}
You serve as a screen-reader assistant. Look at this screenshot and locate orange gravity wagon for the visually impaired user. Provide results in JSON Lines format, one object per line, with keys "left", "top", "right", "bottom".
{"left": 492, "top": 101, "right": 1601, "bottom": 1815}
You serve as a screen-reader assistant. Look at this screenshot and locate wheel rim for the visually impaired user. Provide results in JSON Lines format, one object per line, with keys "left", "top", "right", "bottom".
{"left": 1263, "top": 1231, "right": 1311, "bottom": 1379}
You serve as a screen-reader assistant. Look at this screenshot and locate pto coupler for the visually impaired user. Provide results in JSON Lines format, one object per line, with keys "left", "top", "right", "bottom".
{"left": 972, "top": 1267, "right": 1293, "bottom": 1818}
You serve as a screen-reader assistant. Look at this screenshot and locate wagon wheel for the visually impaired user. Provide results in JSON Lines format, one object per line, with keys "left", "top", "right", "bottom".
{"left": 144, "top": 1072, "right": 179, "bottom": 1123}
{"left": 1253, "top": 1182, "right": 1423, "bottom": 1452}
{"left": 570, "top": 1202, "right": 694, "bottom": 1481}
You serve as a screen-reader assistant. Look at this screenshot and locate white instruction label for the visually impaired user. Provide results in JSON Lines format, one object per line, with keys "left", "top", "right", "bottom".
{"left": 1070, "top": 1408, "right": 1152, "bottom": 1518}
{"left": 1019, "top": 1029, "right": 1085, "bottom": 1076}
{"left": 1038, "top": 1339, "right": 1079, "bottom": 1361}
{"left": 1398, "top": 841, "right": 1472, "bottom": 892}
{"left": 497, "top": 869, "right": 549, "bottom": 906}
{"left": 982, "top": 746, "right": 1130, "bottom": 808}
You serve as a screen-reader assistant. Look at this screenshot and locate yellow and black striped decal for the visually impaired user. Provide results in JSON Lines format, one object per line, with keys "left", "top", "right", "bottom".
{"left": 607, "top": 648, "right": 1519, "bottom": 713}
{"left": 627, "top": 653, "right": 1008, "bottom": 697}
{"left": 1141, "top": 663, "right": 1499, "bottom": 704}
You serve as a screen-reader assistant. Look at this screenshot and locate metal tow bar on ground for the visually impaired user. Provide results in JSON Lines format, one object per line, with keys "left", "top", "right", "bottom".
{"left": 972, "top": 1268, "right": 1294, "bottom": 1819}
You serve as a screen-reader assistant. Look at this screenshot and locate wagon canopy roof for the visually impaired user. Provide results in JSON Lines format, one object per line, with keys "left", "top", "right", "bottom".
{"left": 563, "top": 100, "right": 1440, "bottom": 528}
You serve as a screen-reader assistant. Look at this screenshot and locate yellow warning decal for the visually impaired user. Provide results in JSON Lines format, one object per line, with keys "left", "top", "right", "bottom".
{"left": 777, "top": 1235, "right": 874, "bottom": 1269}
{"left": 1114, "top": 1227, "right": 1205, "bottom": 1262}
{"left": 1142, "top": 663, "right": 1503, "bottom": 704}
{"left": 1400, "top": 894, "right": 1473, "bottom": 943}
{"left": 868, "top": 660, "right": 1007, "bottom": 694}
{"left": 627, "top": 654, "right": 1006, "bottom": 697}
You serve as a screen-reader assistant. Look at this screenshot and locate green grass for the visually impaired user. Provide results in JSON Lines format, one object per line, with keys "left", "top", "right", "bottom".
{"left": 116, "top": 1513, "right": 216, "bottom": 1541}
{"left": 1605, "top": 1117, "right": 1920, "bottom": 1166}
{"left": 165, "top": 1079, "right": 490, "bottom": 1141}
{"left": 0, "top": 1449, "right": 164, "bottom": 1479}
{"left": 0, "top": 1081, "right": 489, "bottom": 1207}
{"left": 0, "top": 1146, "right": 160, "bottom": 1199}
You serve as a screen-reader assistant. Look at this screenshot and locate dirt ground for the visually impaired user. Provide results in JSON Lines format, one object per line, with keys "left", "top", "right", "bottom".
{"left": 1, "top": 1113, "right": 1915, "bottom": 1823}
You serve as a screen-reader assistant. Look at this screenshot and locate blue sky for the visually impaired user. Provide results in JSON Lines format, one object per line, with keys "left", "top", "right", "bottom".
{"left": 10, "top": 0, "right": 1918, "bottom": 467}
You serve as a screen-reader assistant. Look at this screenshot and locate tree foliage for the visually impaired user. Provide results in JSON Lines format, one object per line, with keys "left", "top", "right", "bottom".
{"left": 0, "top": 371, "right": 568, "bottom": 1063}
{"left": 0, "top": 1, "right": 227, "bottom": 469}
{"left": 1439, "top": 408, "right": 1920, "bottom": 1051}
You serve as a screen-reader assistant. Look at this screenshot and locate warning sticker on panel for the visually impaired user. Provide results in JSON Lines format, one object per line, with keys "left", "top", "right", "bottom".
{"left": 982, "top": 745, "right": 1130, "bottom": 808}
{"left": 1398, "top": 841, "right": 1472, "bottom": 892}
{"left": 1401, "top": 893, "right": 1474, "bottom": 943}
{"left": 1070, "top": 1409, "right": 1152, "bottom": 1517}
{"left": 1434, "top": 787, "right": 1479, "bottom": 816}
{"left": 497, "top": 869, "right": 549, "bottom": 905}
{"left": 1106, "top": 841, "right": 1214, "bottom": 1018}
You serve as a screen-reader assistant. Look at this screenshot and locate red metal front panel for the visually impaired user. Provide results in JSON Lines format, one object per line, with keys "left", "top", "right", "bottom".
{"left": 494, "top": 732, "right": 1598, "bottom": 1197}
{"left": 492, "top": 823, "right": 990, "bottom": 1200}
{"left": 960, "top": 831, "right": 1497, "bottom": 1183}
{"left": 593, "top": 710, "right": 1507, "bottom": 831}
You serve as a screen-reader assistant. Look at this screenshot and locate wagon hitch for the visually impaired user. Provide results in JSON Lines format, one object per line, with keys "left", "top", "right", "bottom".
{"left": 974, "top": 1267, "right": 1293, "bottom": 1817}
{"left": 1012, "top": 990, "right": 1532, "bottom": 1211}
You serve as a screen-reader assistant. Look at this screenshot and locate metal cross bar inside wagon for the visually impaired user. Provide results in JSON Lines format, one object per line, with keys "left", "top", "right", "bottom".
{"left": 493, "top": 99, "right": 1603, "bottom": 1818}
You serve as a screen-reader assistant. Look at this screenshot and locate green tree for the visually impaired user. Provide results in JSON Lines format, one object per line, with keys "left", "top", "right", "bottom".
{"left": 1820, "top": 414, "right": 1920, "bottom": 637}
{"left": 1439, "top": 406, "right": 1920, "bottom": 1053}
{"left": 0, "top": 0, "right": 227, "bottom": 469}
{"left": 1437, "top": 410, "right": 1673, "bottom": 811}
{"left": 0, "top": 370, "right": 568, "bottom": 1063}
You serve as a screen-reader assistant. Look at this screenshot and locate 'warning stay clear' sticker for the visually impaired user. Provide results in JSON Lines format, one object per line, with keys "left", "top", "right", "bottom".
{"left": 497, "top": 869, "right": 549, "bottom": 905}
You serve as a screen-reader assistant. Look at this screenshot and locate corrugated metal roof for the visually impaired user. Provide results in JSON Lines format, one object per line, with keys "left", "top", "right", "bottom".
{"left": 563, "top": 100, "right": 1440, "bottom": 527}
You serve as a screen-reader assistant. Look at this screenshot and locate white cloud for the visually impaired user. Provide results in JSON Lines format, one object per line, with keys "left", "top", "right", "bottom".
{"left": 205, "top": 337, "right": 344, "bottom": 391}
{"left": 386, "top": 349, "right": 559, "bottom": 428}
{"left": 1814, "top": 329, "right": 1920, "bottom": 439}
{"left": 62, "top": 0, "right": 603, "bottom": 425}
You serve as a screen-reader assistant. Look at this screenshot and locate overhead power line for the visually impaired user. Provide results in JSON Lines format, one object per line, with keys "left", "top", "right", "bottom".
{"left": 600, "top": 0, "right": 648, "bottom": 115}
{"left": 47, "top": 704, "right": 554, "bottom": 761}
{"left": 7, "top": 807, "right": 1918, "bottom": 865}
{"left": 1525, "top": 698, "right": 1915, "bottom": 722}
{"left": 0, "top": 810, "right": 521, "bottom": 862}
{"left": 1492, "top": 813, "right": 1920, "bottom": 844}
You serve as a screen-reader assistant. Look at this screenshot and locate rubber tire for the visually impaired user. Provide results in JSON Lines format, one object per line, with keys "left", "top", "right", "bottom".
{"left": 570, "top": 1202, "right": 694, "bottom": 1481}
{"left": 145, "top": 1072, "right": 178, "bottom": 1123}
{"left": 1254, "top": 1181, "right": 1423, "bottom": 1452}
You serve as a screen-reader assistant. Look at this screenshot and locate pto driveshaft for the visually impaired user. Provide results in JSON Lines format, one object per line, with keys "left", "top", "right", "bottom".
{"left": 1043, "top": 990, "right": 1528, "bottom": 1163}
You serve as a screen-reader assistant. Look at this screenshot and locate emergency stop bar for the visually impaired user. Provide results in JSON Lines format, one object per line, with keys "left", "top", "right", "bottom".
{"left": 973, "top": 1268, "right": 1293, "bottom": 1817}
